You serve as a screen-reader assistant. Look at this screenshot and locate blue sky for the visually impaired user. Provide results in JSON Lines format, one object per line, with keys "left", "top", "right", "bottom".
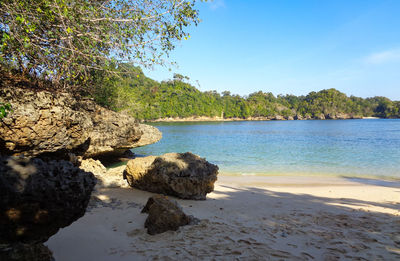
{"left": 143, "top": 0, "right": 400, "bottom": 100}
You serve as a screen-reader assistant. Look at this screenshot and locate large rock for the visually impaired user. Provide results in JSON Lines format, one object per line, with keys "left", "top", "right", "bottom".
{"left": 124, "top": 152, "right": 218, "bottom": 200}
{"left": 0, "top": 86, "right": 161, "bottom": 158}
{"left": 78, "top": 158, "right": 129, "bottom": 188}
{"left": 0, "top": 243, "right": 54, "bottom": 261}
{"left": 141, "top": 195, "right": 194, "bottom": 235}
{"left": 0, "top": 156, "right": 96, "bottom": 246}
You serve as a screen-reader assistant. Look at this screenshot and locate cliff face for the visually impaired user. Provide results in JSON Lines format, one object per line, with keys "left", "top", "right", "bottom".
{"left": 0, "top": 86, "right": 161, "bottom": 158}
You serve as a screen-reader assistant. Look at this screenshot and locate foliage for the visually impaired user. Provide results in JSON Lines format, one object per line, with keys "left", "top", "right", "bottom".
{"left": 0, "top": 0, "right": 204, "bottom": 89}
{"left": 93, "top": 65, "right": 400, "bottom": 120}
{"left": 0, "top": 102, "right": 11, "bottom": 119}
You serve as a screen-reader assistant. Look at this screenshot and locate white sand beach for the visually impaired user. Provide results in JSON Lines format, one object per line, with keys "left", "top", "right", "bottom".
{"left": 46, "top": 175, "right": 400, "bottom": 260}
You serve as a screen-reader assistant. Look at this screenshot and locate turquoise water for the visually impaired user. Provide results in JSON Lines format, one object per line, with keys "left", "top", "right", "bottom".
{"left": 132, "top": 120, "right": 400, "bottom": 178}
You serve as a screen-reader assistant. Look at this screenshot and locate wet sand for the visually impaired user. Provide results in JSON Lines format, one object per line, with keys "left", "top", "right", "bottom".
{"left": 46, "top": 175, "right": 400, "bottom": 260}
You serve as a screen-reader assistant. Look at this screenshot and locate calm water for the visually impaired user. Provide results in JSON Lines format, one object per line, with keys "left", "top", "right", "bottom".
{"left": 132, "top": 120, "right": 400, "bottom": 178}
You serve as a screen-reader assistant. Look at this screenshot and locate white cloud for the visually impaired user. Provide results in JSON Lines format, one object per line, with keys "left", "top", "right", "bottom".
{"left": 364, "top": 48, "right": 400, "bottom": 64}
{"left": 208, "top": 0, "right": 225, "bottom": 10}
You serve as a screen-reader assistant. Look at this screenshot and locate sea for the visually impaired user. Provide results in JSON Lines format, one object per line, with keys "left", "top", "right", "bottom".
{"left": 132, "top": 119, "right": 400, "bottom": 179}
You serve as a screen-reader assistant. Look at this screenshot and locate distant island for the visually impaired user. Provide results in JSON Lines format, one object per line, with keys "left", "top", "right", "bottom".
{"left": 93, "top": 64, "right": 400, "bottom": 121}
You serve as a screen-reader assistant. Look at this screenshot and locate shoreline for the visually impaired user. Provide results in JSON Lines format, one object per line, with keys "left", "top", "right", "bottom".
{"left": 46, "top": 174, "right": 400, "bottom": 260}
{"left": 218, "top": 171, "right": 400, "bottom": 182}
{"left": 143, "top": 116, "right": 389, "bottom": 123}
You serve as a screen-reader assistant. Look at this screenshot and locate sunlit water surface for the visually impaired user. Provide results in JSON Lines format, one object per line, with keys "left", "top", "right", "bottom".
{"left": 132, "top": 120, "right": 400, "bottom": 179}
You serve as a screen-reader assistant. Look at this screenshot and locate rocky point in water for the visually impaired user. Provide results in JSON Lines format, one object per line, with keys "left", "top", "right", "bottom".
{"left": 0, "top": 86, "right": 161, "bottom": 158}
{"left": 124, "top": 152, "right": 219, "bottom": 200}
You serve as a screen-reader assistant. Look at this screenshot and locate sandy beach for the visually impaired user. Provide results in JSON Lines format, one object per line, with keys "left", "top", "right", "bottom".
{"left": 46, "top": 174, "right": 400, "bottom": 260}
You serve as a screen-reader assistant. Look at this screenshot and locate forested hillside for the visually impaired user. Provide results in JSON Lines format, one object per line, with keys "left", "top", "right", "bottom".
{"left": 93, "top": 64, "right": 400, "bottom": 120}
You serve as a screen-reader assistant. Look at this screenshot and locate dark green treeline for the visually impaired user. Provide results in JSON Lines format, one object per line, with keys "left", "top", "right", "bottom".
{"left": 93, "top": 64, "right": 400, "bottom": 120}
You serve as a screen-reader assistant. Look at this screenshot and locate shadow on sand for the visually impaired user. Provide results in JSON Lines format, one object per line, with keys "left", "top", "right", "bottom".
{"left": 46, "top": 169, "right": 400, "bottom": 261}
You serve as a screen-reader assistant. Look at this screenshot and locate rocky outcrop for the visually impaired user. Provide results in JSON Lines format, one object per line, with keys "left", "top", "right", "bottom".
{"left": 78, "top": 158, "right": 129, "bottom": 188}
{"left": 0, "top": 86, "right": 161, "bottom": 158}
{"left": 134, "top": 124, "right": 163, "bottom": 148}
{"left": 124, "top": 152, "right": 219, "bottom": 200}
{"left": 0, "top": 243, "right": 54, "bottom": 261}
{"left": 141, "top": 195, "right": 197, "bottom": 235}
{"left": 294, "top": 114, "right": 303, "bottom": 120}
{"left": 0, "top": 156, "right": 96, "bottom": 259}
{"left": 314, "top": 113, "right": 326, "bottom": 120}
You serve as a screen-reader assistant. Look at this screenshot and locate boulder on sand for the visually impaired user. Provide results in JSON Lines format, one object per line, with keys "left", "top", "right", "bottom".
{"left": 142, "top": 195, "right": 196, "bottom": 235}
{"left": 124, "top": 152, "right": 218, "bottom": 200}
{"left": 0, "top": 156, "right": 96, "bottom": 260}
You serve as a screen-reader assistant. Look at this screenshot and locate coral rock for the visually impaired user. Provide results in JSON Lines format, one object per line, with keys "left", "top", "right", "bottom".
{"left": 124, "top": 152, "right": 218, "bottom": 200}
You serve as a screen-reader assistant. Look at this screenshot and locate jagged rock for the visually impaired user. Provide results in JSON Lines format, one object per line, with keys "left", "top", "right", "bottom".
{"left": 0, "top": 156, "right": 96, "bottom": 246}
{"left": 124, "top": 152, "right": 218, "bottom": 200}
{"left": 294, "top": 114, "right": 303, "bottom": 120}
{"left": 134, "top": 124, "right": 163, "bottom": 148}
{"left": 304, "top": 114, "right": 312, "bottom": 120}
{"left": 315, "top": 113, "right": 326, "bottom": 120}
{"left": 142, "top": 195, "right": 195, "bottom": 235}
{"left": 336, "top": 113, "right": 351, "bottom": 120}
{"left": 0, "top": 243, "right": 54, "bottom": 261}
{"left": 79, "top": 158, "right": 107, "bottom": 175}
{"left": 326, "top": 113, "right": 336, "bottom": 119}
{"left": 78, "top": 158, "right": 128, "bottom": 188}
{"left": 0, "top": 86, "right": 161, "bottom": 158}
{"left": 287, "top": 116, "right": 294, "bottom": 120}
{"left": 273, "top": 115, "right": 284, "bottom": 120}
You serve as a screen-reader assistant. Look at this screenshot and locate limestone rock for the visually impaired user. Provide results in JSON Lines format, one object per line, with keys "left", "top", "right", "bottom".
{"left": 0, "top": 243, "right": 54, "bottom": 261}
{"left": 78, "top": 158, "right": 129, "bottom": 188}
{"left": 336, "top": 113, "right": 351, "bottom": 120}
{"left": 134, "top": 124, "right": 163, "bottom": 148}
{"left": 142, "top": 195, "right": 193, "bottom": 235}
{"left": 325, "top": 113, "right": 336, "bottom": 120}
{"left": 273, "top": 115, "right": 284, "bottom": 120}
{"left": 79, "top": 158, "right": 107, "bottom": 175}
{"left": 124, "top": 152, "right": 218, "bottom": 200}
{"left": 0, "top": 156, "right": 96, "bottom": 245}
{"left": 0, "top": 86, "right": 161, "bottom": 158}
{"left": 294, "top": 114, "right": 303, "bottom": 120}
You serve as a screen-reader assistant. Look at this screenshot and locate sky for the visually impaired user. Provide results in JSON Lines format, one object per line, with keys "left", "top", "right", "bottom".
{"left": 143, "top": 0, "right": 400, "bottom": 100}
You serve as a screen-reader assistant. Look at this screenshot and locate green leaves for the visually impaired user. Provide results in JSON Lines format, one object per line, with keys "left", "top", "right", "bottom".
{"left": 0, "top": 103, "right": 12, "bottom": 119}
{"left": 0, "top": 0, "right": 203, "bottom": 90}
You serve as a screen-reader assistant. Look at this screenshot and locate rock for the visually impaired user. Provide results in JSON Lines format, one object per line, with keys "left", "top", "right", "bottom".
{"left": 325, "top": 113, "right": 336, "bottom": 120}
{"left": 351, "top": 115, "right": 363, "bottom": 119}
{"left": 304, "top": 114, "right": 312, "bottom": 120}
{"left": 124, "top": 152, "right": 218, "bottom": 200}
{"left": 0, "top": 156, "right": 96, "bottom": 245}
{"left": 134, "top": 124, "right": 163, "bottom": 148}
{"left": 314, "top": 113, "right": 325, "bottom": 120}
{"left": 78, "top": 158, "right": 129, "bottom": 188}
{"left": 336, "top": 113, "right": 351, "bottom": 120}
{"left": 0, "top": 86, "right": 161, "bottom": 158}
{"left": 273, "top": 115, "right": 284, "bottom": 120}
{"left": 79, "top": 158, "right": 107, "bottom": 175}
{"left": 0, "top": 243, "right": 54, "bottom": 261}
{"left": 287, "top": 116, "right": 294, "bottom": 120}
{"left": 294, "top": 114, "right": 303, "bottom": 120}
{"left": 141, "top": 195, "right": 193, "bottom": 235}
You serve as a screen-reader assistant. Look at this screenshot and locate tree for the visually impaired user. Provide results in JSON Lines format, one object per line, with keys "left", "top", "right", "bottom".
{"left": 0, "top": 0, "right": 204, "bottom": 89}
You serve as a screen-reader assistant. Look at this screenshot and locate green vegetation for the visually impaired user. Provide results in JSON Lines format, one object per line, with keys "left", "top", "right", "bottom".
{"left": 94, "top": 64, "right": 400, "bottom": 120}
{"left": 0, "top": 0, "right": 203, "bottom": 89}
{"left": 0, "top": 102, "right": 11, "bottom": 119}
